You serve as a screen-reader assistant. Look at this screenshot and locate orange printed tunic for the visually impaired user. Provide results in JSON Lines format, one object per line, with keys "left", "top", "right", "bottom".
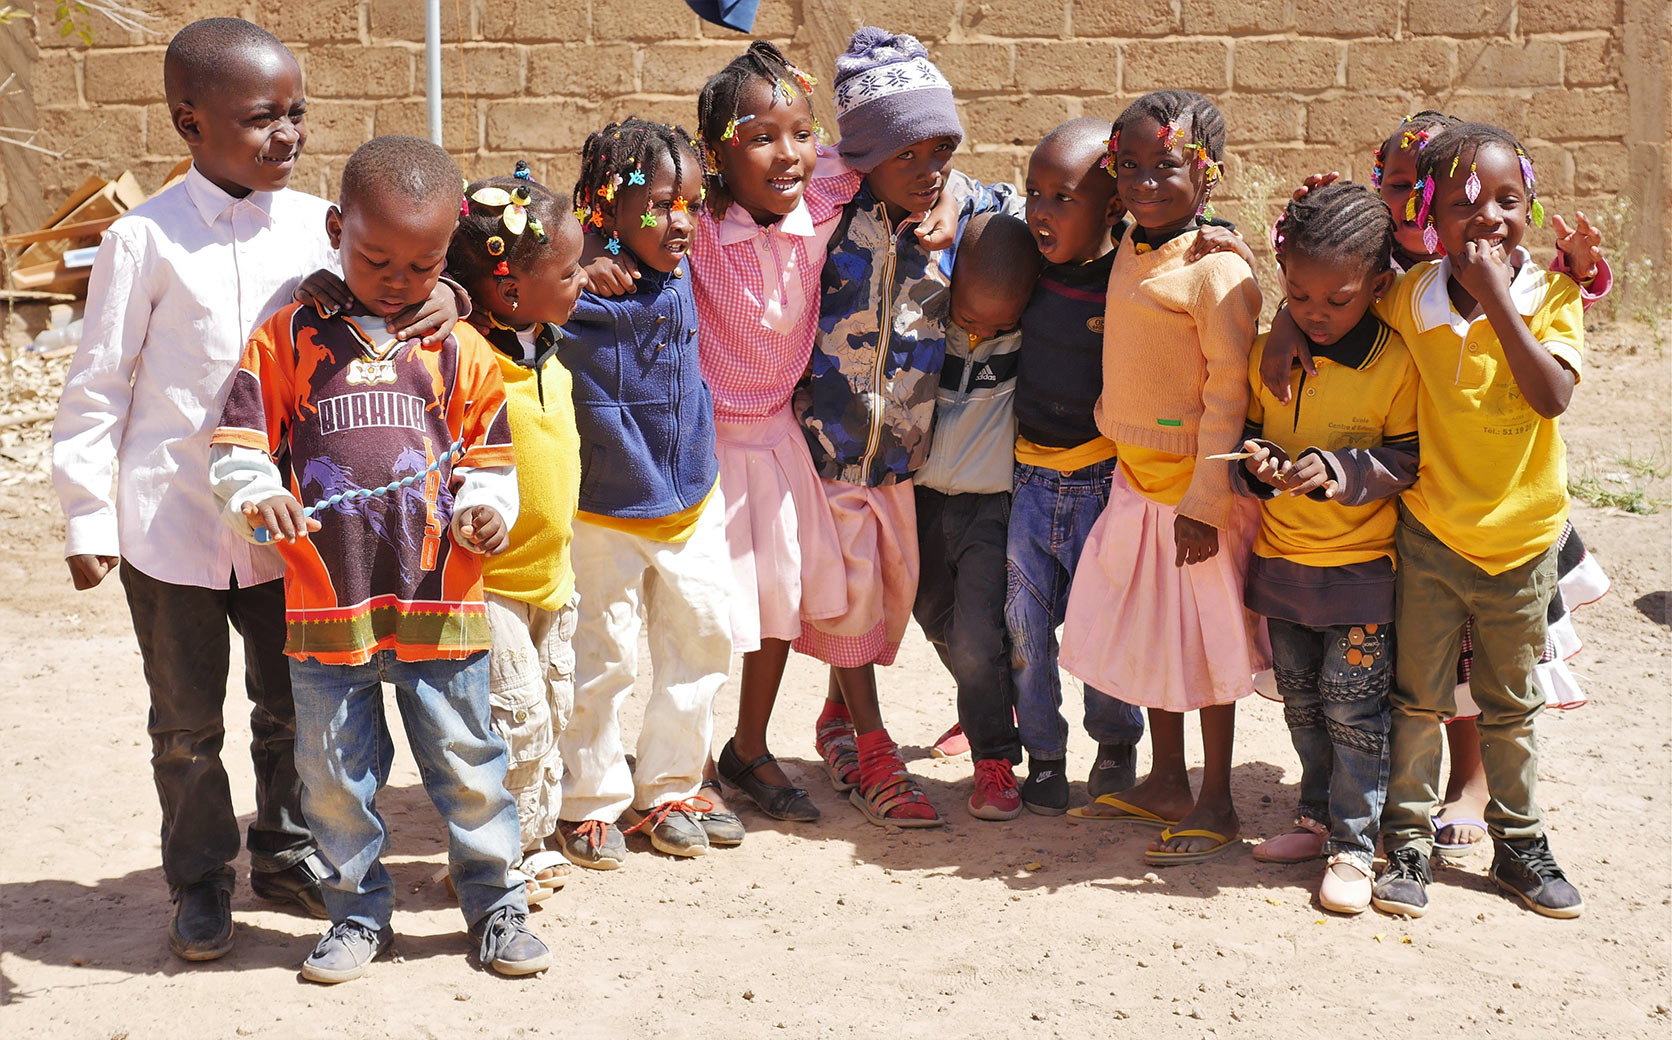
{"left": 211, "top": 304, "right": 516, "bottom": 664}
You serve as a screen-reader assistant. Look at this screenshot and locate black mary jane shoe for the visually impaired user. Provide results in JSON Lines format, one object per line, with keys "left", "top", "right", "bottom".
{"left": 696, "top": 779, "right": 747, "bottom": 846}
{"left": 717, "top": 738, "right": 820, "bottom": 823}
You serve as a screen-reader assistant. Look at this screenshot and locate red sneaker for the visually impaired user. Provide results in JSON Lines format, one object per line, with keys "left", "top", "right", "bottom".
{"left": 968, "top": 759, "right": 1023, "bottom": 821}
{"left": 930, "top": 722, "right": 970, "bottom": 759}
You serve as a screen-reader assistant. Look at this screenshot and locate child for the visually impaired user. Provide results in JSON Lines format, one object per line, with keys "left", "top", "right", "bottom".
{"left": 557, "top": 119, "right": 736, "bottom": 864}
{"left": 50, "top": 18, "right": 455, "bottom": 961}
{"left": 1362, "top": 122, "right": 1585, "bottom": 918}
{"left": 448, "top": 162, "right": 589, "bottom": 900}
{"left": 209, "top": 135, "right": 550, "bottom": 980}
{"left": 912, "top": 210, "right": 1041, "bottom": 820}
{"left": 795, "top": 27, "right": 1001, "bottom": 827}
{"left": 1057, "top": 91, "right": 1264, "bottom": 865}
{"left": 1238, "top": 183, "right": 1419, "bottom": 913}
{"left": 1007, "top": 118, "right": 1253, "bottom": 817}
{"left": 1268, "top": 113, "right": 1613, "bottom": 859}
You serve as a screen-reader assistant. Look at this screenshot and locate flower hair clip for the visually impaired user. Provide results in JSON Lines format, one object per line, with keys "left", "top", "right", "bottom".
{"left": 639, "top": 210, "right": 657, "bottom": 228}
{"left": 470, "top": 185, "right": 530, "bottom": 236}
{"left": 1371, "top": 145, "right": 1386, "bottom": 188}
{"left": 1099, "top": 129, "right": 1120, "bottom": 178}
{"left": 627, "top": 167, "right": 647, "bottom": 187}
{"left": 671, "top": 196, "right": 689, "bottom": 214}
{"left": 1401, "top": 128, "right": 1430, "bottom": 152}
{"left": 1158, "top": 119, "right": 1185, "bottom": 150}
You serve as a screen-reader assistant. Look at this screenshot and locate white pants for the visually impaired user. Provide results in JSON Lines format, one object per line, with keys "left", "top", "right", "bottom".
{"left": 561, "top": 493, "right": 734, "bottom": 821}
{"left": 484, "top": 591, "right": 577, "bottom": 854}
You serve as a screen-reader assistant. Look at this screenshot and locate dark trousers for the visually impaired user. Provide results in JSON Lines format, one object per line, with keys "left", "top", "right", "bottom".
{"left": 913, "top": 487, "right": 1022, "bottom": 764}
{"left": 120, "top": 561, "right": 315, "bottom": 893}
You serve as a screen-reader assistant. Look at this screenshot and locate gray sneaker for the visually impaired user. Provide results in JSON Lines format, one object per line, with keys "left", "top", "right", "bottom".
{"left": 556, "top": 819, "right": 627, "bottom": 870}
{"left": 471, "top": 906, "right": 552, "bottom": 977}
{"left": 1491, "top": 836, "right": 1584, "bottom": 919}
{"left": 1371, "top": 846, "right": 1431, "bottom": 918}
{"left": 301, "top": 921, "right": 393, "bottom": 984}
{"left": 634, "top": 801, "right": 710, "bottom": 857}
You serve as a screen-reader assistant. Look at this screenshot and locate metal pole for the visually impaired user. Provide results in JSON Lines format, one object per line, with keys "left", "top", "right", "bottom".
{"left": 425, "top": 0, "right": 442, "bottom": 145}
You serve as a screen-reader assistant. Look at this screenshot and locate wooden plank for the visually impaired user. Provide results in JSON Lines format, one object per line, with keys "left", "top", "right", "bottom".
{"left": 2, "top": 215, "right": 117, "bottom": 248}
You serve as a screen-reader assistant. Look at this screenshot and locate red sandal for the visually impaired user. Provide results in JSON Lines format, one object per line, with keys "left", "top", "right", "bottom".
{"left": 849, "top": 767, "right": 943, "bottom": 828}
{"left": 815, "top": 715, "right": 861, "bottom": 793}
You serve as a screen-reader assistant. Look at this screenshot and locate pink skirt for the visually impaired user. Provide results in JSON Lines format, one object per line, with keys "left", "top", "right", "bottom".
{"left": 715, "top": 404, "right": 847, "bottom": 653}
{"left": 792, "top": 479, "right": 919, "bottom": 668}
{"left": 1060, "top": 469, "right": 1268, "bottom": 711}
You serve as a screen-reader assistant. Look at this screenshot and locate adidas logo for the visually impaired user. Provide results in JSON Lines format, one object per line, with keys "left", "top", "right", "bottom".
{"left": 974, "top": 363, "right": 995, "bottom": 381}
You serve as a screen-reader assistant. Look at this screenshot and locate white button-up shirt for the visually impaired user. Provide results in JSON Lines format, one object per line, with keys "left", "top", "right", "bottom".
{"left": 52, "top": 164, "right": 338, "bottom": 588}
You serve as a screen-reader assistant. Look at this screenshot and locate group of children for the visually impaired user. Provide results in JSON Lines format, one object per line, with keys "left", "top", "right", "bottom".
{"left": 51, "top": 16, "right": 1609, "bottom": 982}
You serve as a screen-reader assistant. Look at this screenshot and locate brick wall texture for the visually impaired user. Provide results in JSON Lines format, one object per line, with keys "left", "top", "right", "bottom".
{"left": 4, "top": 0, "right": 1669, "bottom": 295}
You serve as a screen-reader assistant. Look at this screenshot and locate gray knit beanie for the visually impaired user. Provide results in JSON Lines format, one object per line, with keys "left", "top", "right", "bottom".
{"left": 832, "top": 27, "right": 963, "bottom": 173}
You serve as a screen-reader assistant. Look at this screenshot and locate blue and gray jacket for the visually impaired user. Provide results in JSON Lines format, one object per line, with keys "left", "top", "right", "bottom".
{"left": 797, "top": 171, "right": 1012, "bottom": 487}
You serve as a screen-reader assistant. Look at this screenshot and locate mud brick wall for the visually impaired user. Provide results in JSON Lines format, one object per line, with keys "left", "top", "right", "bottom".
{"left": 3, "top": 0, "right": 1668, "bottom": 296}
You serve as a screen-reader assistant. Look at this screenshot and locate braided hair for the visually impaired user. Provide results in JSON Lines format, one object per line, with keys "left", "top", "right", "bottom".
{"left": 1408, "top": 121, "right": 1546, "bottom": 255}
{"left": 695, "top": 41, "right": 816, "bottom": 212}
{"left": 1372, "top": 110, "right": 1458, "bottom": 188}
{"left": 1270, "top": 181, "right": 1396, "bottom": 278}
{"left": 573, "top": 117, "right": 700, "bottom": 233}
{"left": 1107, "top": 90, "right": 1227, "bottom": 205}
{"left": 448, "top": 160, "right": 569, "bottom": 286}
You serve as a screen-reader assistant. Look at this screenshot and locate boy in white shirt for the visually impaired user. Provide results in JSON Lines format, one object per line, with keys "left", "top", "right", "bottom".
{"left": 51, "top": 18, "right": 456, "bottom": 962}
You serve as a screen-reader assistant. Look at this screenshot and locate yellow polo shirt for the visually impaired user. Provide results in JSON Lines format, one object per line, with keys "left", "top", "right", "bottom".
{"left": 1376, "top": 253, "right": 1583, "bottom": 574}
{"left": 1246, "top": 318, "right": 1419, "bottom": 567}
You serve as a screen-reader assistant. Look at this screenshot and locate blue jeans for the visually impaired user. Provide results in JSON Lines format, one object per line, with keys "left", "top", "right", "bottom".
{"left": 289, "top": 650, "right": 526, "bottom": 931}
{"left": 1268, "top": 618, "right": 1392, "bottom": 864}
{"left": 1005, "top": 459, "right": 1144, "bottom": 759}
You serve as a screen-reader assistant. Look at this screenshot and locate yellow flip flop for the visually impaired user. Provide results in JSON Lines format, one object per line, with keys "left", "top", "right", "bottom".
{"left": 1065, "top": 794, "right": 1180, "bottom": 827}
{"left": 1143, "top": 827, "right": 1241, "bottom": 866}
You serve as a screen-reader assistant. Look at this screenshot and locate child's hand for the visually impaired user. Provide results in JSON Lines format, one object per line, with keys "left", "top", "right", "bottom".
{"left": 451, "top": 505, "right": 509, "bottom": 555}
{"left": 1552, "top": 212, "right": 1603, "bottom": 285}
{"left": 1282, "top": 451, "right": 1337, "bottom": 498}
{"left": 293, "top": 269, "right": 355, "bottom": 317}
{"left": 1453, "top": 237, "right": 1513, "bottom": 304}
{"left": 914, "top": 207, "right": 955, "bottom": 251}
{"left": 1291, "top": 171, "right": 1339, "bottom": 201}
{"left": 390, "top": 280, "right": 464, "bottom": 348}
{"left": 1242, "top": 439, "right": 1290, "bottom": 487}
{"left": 1173, "top": 516, "right": 1220, "bottom": 567}
{"left": 580, "top": 234, "right": 640, "bottom": 297}
{"left": 1186, "top": 224, "right": 1255, "bottom": 269}
{"left": 243, "top": 496, "right": 318, "bottom": 543}
{"left": 66, "top": 553, "right": 119, "bottom": 590}
{"left": 1261, "top": 309, "right": 1315, "bottom": 403}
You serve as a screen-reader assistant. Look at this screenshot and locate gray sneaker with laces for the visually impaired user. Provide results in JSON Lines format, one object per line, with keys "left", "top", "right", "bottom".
{"left": 472, "top": 906, "right": 552, "bottom": 976}
{"left": 301, "top": 921, "right": 393, "bottom": 984}
{"left": 1491, "top": 835, "right": 1584, "bottom": 918}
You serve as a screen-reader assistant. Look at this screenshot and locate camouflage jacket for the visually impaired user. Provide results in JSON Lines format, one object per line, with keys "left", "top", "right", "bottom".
{"left": 797, "top": 171, "right": 1008, "bottom": 487}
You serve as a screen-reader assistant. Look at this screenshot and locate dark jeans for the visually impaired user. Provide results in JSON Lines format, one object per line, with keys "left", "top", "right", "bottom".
{"left": 120, "top": 561, "right": 315, "bottom": 893}
{"left": 913, "top": 486, "right": 1021, "bottom": 764}
{"left": 1005, "top": 459, "right": 1144, "bottom": 759}
{"left": 1267, "top": 617, "right": 1392, "bottom": 864}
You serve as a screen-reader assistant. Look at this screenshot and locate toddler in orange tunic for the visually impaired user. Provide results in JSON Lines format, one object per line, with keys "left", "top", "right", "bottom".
{"left": 208, "top": 136, "right": 551, "bottom": 983}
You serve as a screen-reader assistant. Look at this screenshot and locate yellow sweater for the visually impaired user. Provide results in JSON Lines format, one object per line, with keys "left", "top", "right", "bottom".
{"left": 481, "top": 347, "right": 580, "bottom": 612}
{"left": 1095, "top": 226, "right": 1261, "bottom": 529}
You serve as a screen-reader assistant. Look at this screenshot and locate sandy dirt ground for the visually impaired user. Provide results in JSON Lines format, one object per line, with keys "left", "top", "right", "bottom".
{"left": 1, "top": 326, "right": 1668, "bottom": 1039}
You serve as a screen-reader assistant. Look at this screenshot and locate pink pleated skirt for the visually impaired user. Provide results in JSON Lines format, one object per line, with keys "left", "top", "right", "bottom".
{"left": 1060, "top": 468, "right": 1268, "bottom": 711}
{"left": 792, "top": 479, "right": 919, "bottom": 668}
{"left": 714, "top": 404, "right": 847, "bottom": 653}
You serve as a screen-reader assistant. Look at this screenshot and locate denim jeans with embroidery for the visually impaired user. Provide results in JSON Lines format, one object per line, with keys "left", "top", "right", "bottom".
{"left": 1005, "top": 459, "right": 1144, "bottom": 759}
{"left": 1268, "top": 617, "right": 1393, "bottom": 864}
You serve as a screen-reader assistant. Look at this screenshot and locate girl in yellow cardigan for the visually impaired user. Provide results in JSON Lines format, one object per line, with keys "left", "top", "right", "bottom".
{"left": 1058, "top": 91, "right": 1265, "bottom": 865}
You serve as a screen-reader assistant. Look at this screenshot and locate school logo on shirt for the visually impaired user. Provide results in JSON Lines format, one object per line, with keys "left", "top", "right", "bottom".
{"left": 1086, "top": 316, "right": 1105, "bottom": 334}
{"left": 346, "top": 358, "right": 399, "bottom": 386}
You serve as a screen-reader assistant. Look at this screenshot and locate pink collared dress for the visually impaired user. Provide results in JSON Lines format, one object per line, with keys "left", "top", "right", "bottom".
{"left": 691, "top": 152, "right": 861, "bottom": 652}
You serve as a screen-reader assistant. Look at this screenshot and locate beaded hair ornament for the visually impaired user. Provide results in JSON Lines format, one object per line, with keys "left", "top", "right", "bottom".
{"left": 1410, "top": 141, "right": 1546, "bottom": 256}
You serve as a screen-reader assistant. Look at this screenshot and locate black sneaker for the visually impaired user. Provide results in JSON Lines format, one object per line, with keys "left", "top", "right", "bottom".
{"left": 1021, "top": 756, "right": 1069, "bottom": 816}
{"left": 471, "top": 906, "right": 552, "bottom": 976}
{"left": 1371, "top": 846, "right": 1431, "bottom": 918}
{"left": 1086, "top": 742, "right": 1137, "bottom": 801}
{"left": 168, "top": 880, "right": 234, "bottom": 962}
{"left": 301, "top": 921, "right": 392, "bottom": 984}
{"left": 250, "top": 851, "right": 331, "bottom": 919}
{"left": 1491, "top": 835, "right": 1584, "bottom": 919}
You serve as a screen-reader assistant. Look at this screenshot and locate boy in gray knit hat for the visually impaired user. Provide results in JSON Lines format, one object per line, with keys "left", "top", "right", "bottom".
{"left": 796, "top": 26, "right": 1015, "bottom": 829}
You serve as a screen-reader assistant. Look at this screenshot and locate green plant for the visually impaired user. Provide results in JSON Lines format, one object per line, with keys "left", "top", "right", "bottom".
{"left": 1583, "top": 196, "right": 1667, "bottom": 331}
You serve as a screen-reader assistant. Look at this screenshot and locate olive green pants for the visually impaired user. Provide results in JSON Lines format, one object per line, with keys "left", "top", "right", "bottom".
{"left": 1384, "top": 511, "right": 1556, "bottom": 855}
